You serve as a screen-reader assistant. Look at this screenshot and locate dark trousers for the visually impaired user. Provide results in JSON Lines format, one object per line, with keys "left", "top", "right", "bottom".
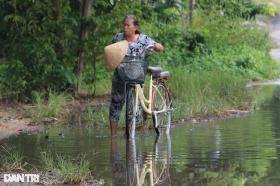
{"left": 109, "top": 71, "right": 126, "bottom": 123}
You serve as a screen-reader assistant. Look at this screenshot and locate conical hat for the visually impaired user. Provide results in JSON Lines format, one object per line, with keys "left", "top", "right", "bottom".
{"left": 104, "top": 40, "right": 128, "bottom": 72}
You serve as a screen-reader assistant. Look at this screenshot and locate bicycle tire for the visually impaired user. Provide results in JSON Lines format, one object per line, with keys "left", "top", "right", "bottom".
{"left": 153, "top": 134, "right": 172, "bottom": 185}
{"left": 126, "top": 85, "right": 137, "bottom": 139}
{"left": 152, "top": 81, "right": 172, "bottom": 135}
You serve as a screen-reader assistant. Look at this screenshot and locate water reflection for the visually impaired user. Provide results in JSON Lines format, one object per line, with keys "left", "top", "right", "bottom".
{"left": 111, "top": 134, "right": 172, "bottom": 186}
{"left": 2, "top": 86, "right": 280, "bottom": 185}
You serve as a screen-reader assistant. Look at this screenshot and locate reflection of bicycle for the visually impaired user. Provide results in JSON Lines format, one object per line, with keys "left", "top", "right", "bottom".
{"left": 123, "top": 60, "right": 173, "bottom": 139}
{"left": 126, "top": 134, "right": 172, "bottom": 185}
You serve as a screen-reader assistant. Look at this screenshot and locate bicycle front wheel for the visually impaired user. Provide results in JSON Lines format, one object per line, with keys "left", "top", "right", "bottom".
{"left": 126, "top": 85, "right": 137, "bottom": 139}
{"left": 152, "top": 81, "right": 172, "bottom": 135}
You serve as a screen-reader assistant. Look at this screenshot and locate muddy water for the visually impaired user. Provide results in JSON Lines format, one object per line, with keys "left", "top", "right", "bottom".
{"left": 1, "top": 86, "right": 280, "bottom": 185}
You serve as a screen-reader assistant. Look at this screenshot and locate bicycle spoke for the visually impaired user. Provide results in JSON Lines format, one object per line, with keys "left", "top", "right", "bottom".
{"left": 152, "top": 81, "right": 172, "bottom": 134}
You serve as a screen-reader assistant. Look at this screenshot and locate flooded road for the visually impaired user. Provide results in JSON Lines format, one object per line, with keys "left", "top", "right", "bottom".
{"left": 2, "top": 86, "right": 280, "bottom": 185}
{"left": 269, "top": 15, "right": 280, "bottom": 62}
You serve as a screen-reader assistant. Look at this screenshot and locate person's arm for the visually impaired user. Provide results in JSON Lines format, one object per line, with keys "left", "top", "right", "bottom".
{"left": 153, "top": 43, "right": 164, "bottom": 52}
{"left": 144, "top": 35, "right": 163, "bottom": 52}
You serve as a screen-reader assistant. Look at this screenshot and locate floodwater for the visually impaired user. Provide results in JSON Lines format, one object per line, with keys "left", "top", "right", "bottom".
{"left": 1, "top": 86, "right": 280, "bottom": 185}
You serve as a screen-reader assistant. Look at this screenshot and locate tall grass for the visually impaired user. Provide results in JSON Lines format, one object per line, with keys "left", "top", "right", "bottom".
{"left": 170, "top": 68, "right": 253, "bottom": 120}
{"left": 80, "top": 69, "right": 253, "bottom": 125}
{"left": 81, "top": 107, "right": 108, "bottom": 124}
{"left": 81, "top": 78, "right": 112, "bottom": 96}
{"left": 0, "top": 145, "right": 27, "bottom": 171}
{"left": 41, "top": 153, "right": 91, "bottom": 184}
{"left": 27, "top": 91, "right": 68, "bottom": 121}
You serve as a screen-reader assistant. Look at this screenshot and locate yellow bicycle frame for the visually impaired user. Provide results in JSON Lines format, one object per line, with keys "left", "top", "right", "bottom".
{"left": 133, "top": 75, "right": 168, "bottom": 116}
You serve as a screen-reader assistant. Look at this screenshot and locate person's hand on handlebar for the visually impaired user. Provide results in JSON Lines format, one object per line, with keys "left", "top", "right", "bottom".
{"left": 146, "top": 43, "right": 164, "bottom": 52}
{"left": 153, "top": 43, "right": 164, "bottom": 52}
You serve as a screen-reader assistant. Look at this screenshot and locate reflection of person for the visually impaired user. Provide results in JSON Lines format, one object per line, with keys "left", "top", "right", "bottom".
{"left": 110, "top": 138, "right": 126, "bottom": 186}
{"left": 109, "top": 15, "right": 164, "bottom": 137}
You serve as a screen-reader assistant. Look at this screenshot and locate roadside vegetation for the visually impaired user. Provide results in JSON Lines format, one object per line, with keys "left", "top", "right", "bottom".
{"left": 0, "top": 0, "right": 279, "bottom": 124}
{"left": 41, "top": 153, "right": 94, "bottom": 184}
{"left": 255, "top": 0, "right": 280, "bottom": 12}
{"left": 0, "top": 146, "right": 102, "bottom": 185}
{"left": 24, "top": 91, "right": 69, "bottom": 122}
{"left": 170, "top": 69, "right": 253, "bottom": 120}
{"left": 0, "top": 146, "right": 27, "bottom": 171}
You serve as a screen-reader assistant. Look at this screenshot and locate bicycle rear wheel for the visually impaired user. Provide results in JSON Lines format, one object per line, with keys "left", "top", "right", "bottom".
{"left": 152, "top": 81, "right": 172, "bottom": 135}
{"left": 126, "top": 85, "right": 137, "bottom": 139}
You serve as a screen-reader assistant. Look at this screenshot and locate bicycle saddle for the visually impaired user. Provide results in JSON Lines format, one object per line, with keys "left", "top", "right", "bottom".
{"left": 147, "top": 66, "right": 162, "bottom": 74}
{"left": 147, "top": 66, "right": 170, "bottom": 79}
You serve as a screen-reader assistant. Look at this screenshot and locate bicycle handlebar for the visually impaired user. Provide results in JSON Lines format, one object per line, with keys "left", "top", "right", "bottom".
{"left": 146, "top": 44, "right": 155, "bottom": 52}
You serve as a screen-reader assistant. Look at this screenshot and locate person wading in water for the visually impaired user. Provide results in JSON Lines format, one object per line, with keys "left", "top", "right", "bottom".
{"left": 109, "top": 15, "right": 163, "bottom": 137}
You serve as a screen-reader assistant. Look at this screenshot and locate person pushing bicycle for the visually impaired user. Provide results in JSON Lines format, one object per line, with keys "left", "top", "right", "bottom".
{"left": 109, "top": 15, "right": 164, "bottom": 137}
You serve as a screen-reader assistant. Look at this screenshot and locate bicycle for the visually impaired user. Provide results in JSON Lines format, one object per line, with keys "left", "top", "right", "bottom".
{"left": 123, "top": 59, "right": 173, "bottom": 139}
{"left": 126, "top": 133, "right": 172, "bottom": 185}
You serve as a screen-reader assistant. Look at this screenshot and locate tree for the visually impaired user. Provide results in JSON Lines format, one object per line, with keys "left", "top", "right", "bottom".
{"left": 75, "top": 0, "right": 93, "bottom": 96}
{"left": 189, "top": 0, "right": 195, "bottom": 25}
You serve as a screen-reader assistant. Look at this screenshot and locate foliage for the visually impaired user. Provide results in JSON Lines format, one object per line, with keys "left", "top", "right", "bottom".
{"left": 0, "top": 0, "right": 76, "bottom": 98}
{"left": 196, "top": 0, "right": 261, "bottom": 19}
{"left": 0, "top": 0, "right": 278, "bottom": 100}
{"left": 254, "top": 0, "right": 280, "bottom": 12}
{"left": 89, "top": 69, "right": 253, "bottom": 124}
{"left": 41, "top": 152, "right": 91, "bottom": 184}
{"left": 170, "top": 69, "right": 252, "bottom": 120}
{"left": 0, "top": 145, "right": 27, "bottom": 171}
{"left": 258, "top": 3, "right": 278, "bottom": 16}
{"left": 25, "top": 91, "right": 68, "bottom": 121}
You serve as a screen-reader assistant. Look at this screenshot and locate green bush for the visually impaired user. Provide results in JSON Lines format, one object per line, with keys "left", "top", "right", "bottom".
{"left": 0, "top": 0, "right": 278, "bottom": 100}
{"left": 259, "top": 4, "right": 278, "bottom": 16}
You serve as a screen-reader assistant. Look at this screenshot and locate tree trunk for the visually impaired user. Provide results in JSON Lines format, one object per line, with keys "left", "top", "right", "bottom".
{"left": 52, "top": 0, "right": 64, "bottom": 61}
{"left": 53, "top": 0, "right": 61, "bottom": 20}
{"left": 189, "top": 0, "right": 195, "bottom": 25}
{"left": 75, "top": 0, "right": 92, "bottom": 96}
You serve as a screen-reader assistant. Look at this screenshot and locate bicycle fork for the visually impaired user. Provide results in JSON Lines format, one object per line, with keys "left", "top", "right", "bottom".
{"left": 130, "top": 87, "right": 139, "bottom": 139}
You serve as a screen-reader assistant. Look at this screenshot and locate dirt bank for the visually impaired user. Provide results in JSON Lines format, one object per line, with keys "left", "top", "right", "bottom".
{"left": 0, "top": 94, "right": 110, "bottom": 141}
{"left": 0, "top": 106, "right": 42, "bottom": 141}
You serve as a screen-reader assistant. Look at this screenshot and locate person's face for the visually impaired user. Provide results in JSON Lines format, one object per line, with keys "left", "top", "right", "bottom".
{"left": 123, "top": 18, "right": 137, "bottom": 37}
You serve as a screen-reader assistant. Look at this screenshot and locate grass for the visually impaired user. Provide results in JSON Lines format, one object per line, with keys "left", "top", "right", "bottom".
{"left": 83, "top": 106, "right": 126, "bottom": 126}
{"left": 82, "top": 68, "right": 253, "bottom": 126}
{"left": 41, "top": 152, "right": 91, "bottom": 184}
{"left": 0, "top": 148, "right": 94, "bottom": 185}
{"left": 26, "top": 68, "right": 252, "bottom": 126}
{"left": 79, "top": 100, "right": 154, "bottom": 129}
{"left": 170, "top": 68, "right": 253, "bottom": 121}
{"left": 81, "top": 107, "right": 108, "bottom": 124}
{"left": 81, "top": 78, "right": 112, "bottom": 96}
{"left": 25, "top": 91, "right": 69, "bottom": 122}
{"left": 0, "top": 145, "right": 27, "bottom": 171}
